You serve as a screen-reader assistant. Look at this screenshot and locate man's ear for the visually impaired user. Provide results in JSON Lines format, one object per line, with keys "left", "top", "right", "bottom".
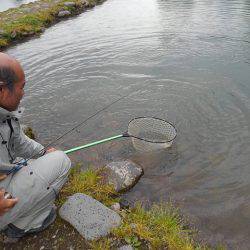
{"left": 0, "top": 84, "right": 7, "bottom": 98}
{"left": 0, "top": 84, "right": 5, "bottom": 94}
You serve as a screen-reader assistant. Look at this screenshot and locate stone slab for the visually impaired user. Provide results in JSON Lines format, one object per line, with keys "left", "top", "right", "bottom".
{"left": 59, "top": 193, "right": 121, "bottom": 240}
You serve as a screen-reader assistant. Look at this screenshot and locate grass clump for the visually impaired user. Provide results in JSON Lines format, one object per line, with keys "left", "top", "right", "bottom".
{"left": 0, "top": 39, "right": 8, "bottom": 47}
{"left": 90, "top": 238, "right": 112, "bottom": 250}
{"left": 57, "top": 164, "right": 118, "bottom": 207}
{"left": 113, "top": 203, "right": 197, "bottom": 250}
{"left": 23, "top": 126, "right": 36, "bottom": 139}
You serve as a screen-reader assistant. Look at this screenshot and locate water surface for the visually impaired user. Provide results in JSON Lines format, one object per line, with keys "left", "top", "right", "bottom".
{"left": 0, "top": 0, "right": 37, "bottom": 12}
{"left": 5, "top": 0, "right": 250, "bottom": 248}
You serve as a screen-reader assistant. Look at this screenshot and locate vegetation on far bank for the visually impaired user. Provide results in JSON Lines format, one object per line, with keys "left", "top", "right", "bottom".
{"left": 0, "top": 0, "right": 104, "bottom": 50}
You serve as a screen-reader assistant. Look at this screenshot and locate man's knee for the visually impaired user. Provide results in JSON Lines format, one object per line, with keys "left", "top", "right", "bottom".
{"left": 52, "top": 150, "right": 71, "bottom": 175}
{"left": 47, "top": 151, "right": 71, "bottom": 192}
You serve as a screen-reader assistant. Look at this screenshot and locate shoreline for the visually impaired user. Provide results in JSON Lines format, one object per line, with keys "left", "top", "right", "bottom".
{"left": 1, "top": 165, "right": 219, "bottom": 249}
{"left": 0, "top": 0, "right": 105, "bottom": 51}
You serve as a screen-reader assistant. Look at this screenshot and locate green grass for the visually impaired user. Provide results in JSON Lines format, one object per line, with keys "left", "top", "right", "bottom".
{"left": 49, "top": 162, "right": 226, "bottom": 249}
{"left": 90, "top": 238, "right": 112, "bottom": 250}
{"left": 57, "top": 164, "right": 119, "bottom": 207}
{"left": 23, "top": 126, "right": 36, "bottom": 139}
{"left": 113, "top": 203, "right": 196, "bottom": 250}
{"left": 56, "top": 165, "right": 226, "bottom": 249}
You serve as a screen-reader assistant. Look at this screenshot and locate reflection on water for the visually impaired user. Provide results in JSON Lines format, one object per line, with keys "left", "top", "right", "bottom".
{"left": 0, "top": 0, "right": 37, "bottom": 12}
{"left": 5, "top": 0, "right": 250, "bottom": 248}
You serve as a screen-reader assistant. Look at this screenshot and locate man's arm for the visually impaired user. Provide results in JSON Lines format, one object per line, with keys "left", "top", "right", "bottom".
{"left": 0, "top": 189, "right": 18, "bottom": 216}
{"left": 13, "top": 124, "right": 45, "bottom": 159}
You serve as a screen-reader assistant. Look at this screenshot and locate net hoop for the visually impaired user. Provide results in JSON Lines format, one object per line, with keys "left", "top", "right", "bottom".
{"left": 126, "top": 117, "right": 177, "bottom": 152}
{"left": 127, "top": 116, "right": 177, "bottom": 143}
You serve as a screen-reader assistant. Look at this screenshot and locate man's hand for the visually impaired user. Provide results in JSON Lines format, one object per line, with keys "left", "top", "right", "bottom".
{"left": 0, "top": 174, "right": 7, "bottom": 181}
{"left": 0, "top": 189, "right": 18, "bottom": 216}
{"left": 46, "top": 147, "right": 57, "bottom": 154}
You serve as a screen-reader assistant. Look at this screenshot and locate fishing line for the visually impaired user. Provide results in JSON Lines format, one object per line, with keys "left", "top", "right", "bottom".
{"left": 8, "top": 82, "right": 151, "bottom": 174}
{"left": 8, "top": 81, "right": 178, "bottom": 175}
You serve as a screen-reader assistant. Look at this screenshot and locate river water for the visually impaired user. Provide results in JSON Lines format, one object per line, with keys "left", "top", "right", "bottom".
{"left": 4, "top": 0, "right": 250, "bottom": 248}
{"left": 0, "top": 0, "right": 37, "bottom": 12}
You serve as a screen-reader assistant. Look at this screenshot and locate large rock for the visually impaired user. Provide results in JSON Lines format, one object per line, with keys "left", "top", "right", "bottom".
{"left": 104, "top": 160, "right": 143, "bottom": 192}
{"left": 59, "top": 193, "right": 121, "bottom": 240}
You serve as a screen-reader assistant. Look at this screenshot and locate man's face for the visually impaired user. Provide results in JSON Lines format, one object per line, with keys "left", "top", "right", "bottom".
{"left": 0, "top": 65, "right": 25, "bottom": 112}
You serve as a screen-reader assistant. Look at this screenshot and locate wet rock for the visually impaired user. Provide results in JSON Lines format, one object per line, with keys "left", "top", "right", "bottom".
{"left": 64, "top": 2, "right": 76, "bottom": 7}
{"left": 59, "top": 193, "right": 121, "bottom": 240}
{"left": 103, "top": 160, "right": 143, "bottom": 192}
{"left": 57, "top": 10, "right": 71, "bottom": 17}
{"left": 119, "top": 198, "right": 131, "bottom": 209}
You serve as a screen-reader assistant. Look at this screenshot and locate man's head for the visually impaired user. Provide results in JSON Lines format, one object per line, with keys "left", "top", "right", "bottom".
{"left": 0, "top": 53, "right": 25, "bottom": 112}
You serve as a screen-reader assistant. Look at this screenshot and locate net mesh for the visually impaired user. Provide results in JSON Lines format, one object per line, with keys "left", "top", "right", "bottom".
{"left": 127, "top": 117, "right": 177, "bottom": 152}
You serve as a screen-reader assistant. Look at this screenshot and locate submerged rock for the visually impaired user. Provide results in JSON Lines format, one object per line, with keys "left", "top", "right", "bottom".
{"left": 103, "top": 160, "right": 143, "bottom": 192}
{"left": 57, "top": 10, "right": 71, "bottom": 17}
{"left": 119, "top": 198, "right": 131, "bottom": 209}
{"left": 59, "top": 193, "right": 121, "bottom": 240}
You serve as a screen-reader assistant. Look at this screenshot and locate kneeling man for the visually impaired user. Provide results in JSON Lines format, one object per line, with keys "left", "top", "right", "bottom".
{"left": 0, "top": 53, "right": 71, "bottom": 241}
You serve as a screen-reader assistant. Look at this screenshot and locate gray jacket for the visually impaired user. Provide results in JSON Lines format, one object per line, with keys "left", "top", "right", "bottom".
{"left": 0, "top": 107, "right": 45, "bottom": 187}
{"left": 0, "top": 107, "right": 72, "bottom": 231}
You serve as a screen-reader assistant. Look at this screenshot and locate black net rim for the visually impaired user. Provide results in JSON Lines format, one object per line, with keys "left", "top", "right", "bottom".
{"left": 125, "top": 116, "right": 177, "bottom": 143}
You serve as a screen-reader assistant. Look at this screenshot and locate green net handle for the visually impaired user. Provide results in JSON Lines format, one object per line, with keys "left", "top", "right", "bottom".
{"left": 63, "top": 134, "right": 124, "bottom": 154}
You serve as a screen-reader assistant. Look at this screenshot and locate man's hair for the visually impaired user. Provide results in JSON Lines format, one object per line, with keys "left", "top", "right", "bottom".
{"left": 0, "top": 66, "right": 19, "bottom": 91}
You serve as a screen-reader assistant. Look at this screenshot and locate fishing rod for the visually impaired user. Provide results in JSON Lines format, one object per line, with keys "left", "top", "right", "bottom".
{"left": 7, "top": 83, "right": 177, "bottom": 175}
{"left": 6, "top": 84, "right": 146, "bottom": 175}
